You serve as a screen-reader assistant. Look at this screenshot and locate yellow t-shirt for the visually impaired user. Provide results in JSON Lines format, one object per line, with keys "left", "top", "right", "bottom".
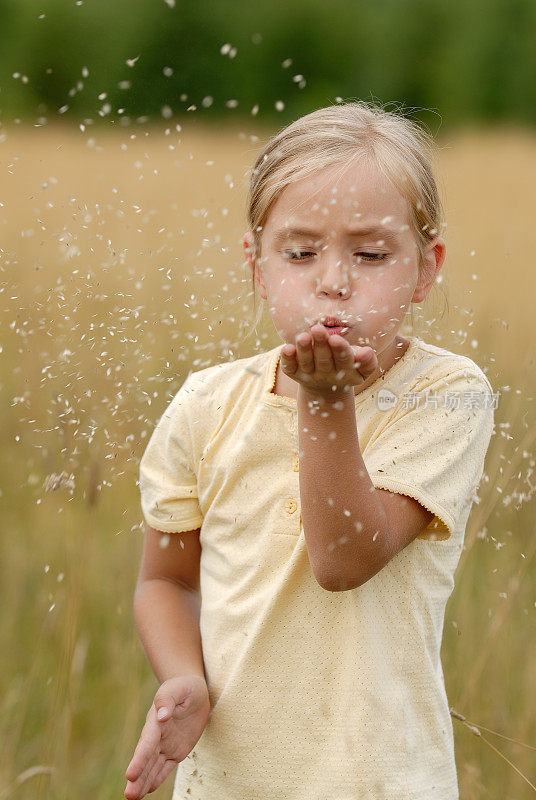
{"left": 139, "top": 336, "right": 495, "bottom": 800}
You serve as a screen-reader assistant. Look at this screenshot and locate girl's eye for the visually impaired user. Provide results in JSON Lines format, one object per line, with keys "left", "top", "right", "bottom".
{"left": 354, "top": 252, "right": 389, "bottom": 263}
{"left": 282, "top": 250, "right": 390, "bottom": 264}
{"left": 283, "top": 250, "right": 315, "bottom": 261}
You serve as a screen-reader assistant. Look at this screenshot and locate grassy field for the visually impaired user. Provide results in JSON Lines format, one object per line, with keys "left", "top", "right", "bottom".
{"left": 1, "top": 119, "right": 535, "bottom": 799}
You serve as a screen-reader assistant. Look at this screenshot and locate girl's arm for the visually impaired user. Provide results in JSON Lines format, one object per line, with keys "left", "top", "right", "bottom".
{"left": 125, "top": 526, "right": 209, "bottom": 800}
{"left": 133, "top": 525, "right": 205, "bottom": 682}
{"left": 297, "top": 386, "right": 390, "bottom": 592}
{"left": 297, "top": 386, "right": 436, "bottom": 591}
{"left": 284, "top": 327, "right": 437, "bottom": 592}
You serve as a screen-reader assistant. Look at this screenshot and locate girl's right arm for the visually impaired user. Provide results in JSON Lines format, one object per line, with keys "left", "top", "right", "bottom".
{"left": 133, "top": 524, "right": 205, "bottom": 683}
{"left": 125, "top": 525, "right": 210, "bottom": 800}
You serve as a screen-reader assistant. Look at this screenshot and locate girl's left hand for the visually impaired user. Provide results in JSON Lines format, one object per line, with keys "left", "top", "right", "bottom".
{"left": 281, "top": 324, "right": 379, "bottom": 396}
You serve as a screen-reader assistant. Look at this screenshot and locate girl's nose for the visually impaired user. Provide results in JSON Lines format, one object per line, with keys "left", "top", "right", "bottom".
{"left": 316, "top": 258, "right": 351, "bottom": 298}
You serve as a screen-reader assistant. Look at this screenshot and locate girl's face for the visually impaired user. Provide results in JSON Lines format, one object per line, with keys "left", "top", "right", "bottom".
{"left": 244, "top": 159, "right": 445, "bottom": 354}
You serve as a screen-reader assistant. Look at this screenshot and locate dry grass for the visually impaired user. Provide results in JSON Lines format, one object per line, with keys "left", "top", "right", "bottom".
{"left": 0, "top": 120, "right": 535, "bottom": 798}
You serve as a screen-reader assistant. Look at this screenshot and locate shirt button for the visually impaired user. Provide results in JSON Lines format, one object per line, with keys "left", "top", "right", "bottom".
{"left": 285, "top": 498, "right": 298, "bottom": 514}
{"left": 292, "top": 455, "right": 299, "bottom": 472}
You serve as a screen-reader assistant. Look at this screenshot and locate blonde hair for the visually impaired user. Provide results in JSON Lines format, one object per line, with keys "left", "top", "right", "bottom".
{"left": 244, "top": 99, "right": 446, "bottom": 337}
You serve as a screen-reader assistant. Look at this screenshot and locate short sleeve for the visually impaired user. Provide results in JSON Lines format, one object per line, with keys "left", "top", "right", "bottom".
{"left": 364, "top": 368, "right": 495, "bottom": 541}
{"left": 139, "top": 377, "right": 204, "bottom": 533}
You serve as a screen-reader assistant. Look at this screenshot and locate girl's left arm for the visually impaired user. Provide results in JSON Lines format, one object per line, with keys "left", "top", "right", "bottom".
{"left": 297, "top": 386, "right": 434, "bottom": 591}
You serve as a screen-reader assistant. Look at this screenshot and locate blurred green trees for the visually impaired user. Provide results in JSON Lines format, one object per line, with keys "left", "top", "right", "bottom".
{"left": 1, "top": 0, "right": 535, "bottom": 128}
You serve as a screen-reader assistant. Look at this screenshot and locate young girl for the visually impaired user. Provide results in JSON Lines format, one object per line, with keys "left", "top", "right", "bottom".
{"left": 125, "top": 101, "right": 495, "bottom": 800}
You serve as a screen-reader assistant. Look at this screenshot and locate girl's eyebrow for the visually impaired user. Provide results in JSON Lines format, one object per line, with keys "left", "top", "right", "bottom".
{"left": 271, "top": 225, "right": 400, "bottom": 245}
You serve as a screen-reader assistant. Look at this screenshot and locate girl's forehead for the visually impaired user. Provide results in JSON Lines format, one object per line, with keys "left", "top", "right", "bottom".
{"left": 266, "top": 162, "right": 410, "bottom": 230}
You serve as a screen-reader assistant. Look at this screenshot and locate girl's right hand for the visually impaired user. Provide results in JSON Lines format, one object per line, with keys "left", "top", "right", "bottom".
{"left": 124, "top": 674, "right": 210, "bottom": 800}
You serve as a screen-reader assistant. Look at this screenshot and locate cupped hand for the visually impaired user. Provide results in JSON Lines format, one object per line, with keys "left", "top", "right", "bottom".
{"left": 124, "top": 675, "right": 210, "bottom": 800}
{"left": 280, "top": 324, "right": 380, "bottom": 396}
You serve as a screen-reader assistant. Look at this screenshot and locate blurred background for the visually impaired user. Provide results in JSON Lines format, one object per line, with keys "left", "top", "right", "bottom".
{"left": 1, "top": 1, "right": 535, "bottom": 798}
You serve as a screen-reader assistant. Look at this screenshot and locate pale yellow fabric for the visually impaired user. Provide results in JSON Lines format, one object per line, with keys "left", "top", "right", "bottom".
{"left": 139, "top": 336, "right": 495, "bottom": 800}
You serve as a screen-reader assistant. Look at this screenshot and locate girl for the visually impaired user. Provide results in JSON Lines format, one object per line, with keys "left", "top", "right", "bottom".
{"left": 125, "top": 101, "right": 495, "bottom": 800}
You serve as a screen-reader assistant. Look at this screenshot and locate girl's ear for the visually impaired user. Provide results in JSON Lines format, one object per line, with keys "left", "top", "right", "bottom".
{"left": 412, "top": 237, "right": 446, "bottom": 303}
{"left": 242, "top": 231, "right": 267, "bottom": 300}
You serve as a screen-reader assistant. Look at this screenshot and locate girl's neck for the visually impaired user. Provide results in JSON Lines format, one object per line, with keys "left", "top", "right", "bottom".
{"left": 272, "top": 334, "right": 411, "bottom": 401}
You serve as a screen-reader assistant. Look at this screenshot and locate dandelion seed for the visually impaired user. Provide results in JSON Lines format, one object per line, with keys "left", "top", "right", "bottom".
{"left": 282, "top": 58, "right": 293, "bottom": 68}
{"left": 43, "top": 472, "right": 75, "bottom": 492}
{"left": 164, "top": 0, "right": 175, "bottom": 7}
{"left": 251, "top": 104, "right": 259, "bottom": 116}
{"left": 275, "top": 101, "right": 285, "bottom": 112}
{"left": 126, "top": 55, "right": 140, "bottom": 67}
{"left": 343, "top": 509, "right": 350, "bottom": 517}
{"left": 159, "top": 534, "right": 170, "bottom": 549}
{"left": 15, "top": 766, "right": 55, "bottom": 783}
{"left": 202, "top": 96, "right": 213, "bottom": 108}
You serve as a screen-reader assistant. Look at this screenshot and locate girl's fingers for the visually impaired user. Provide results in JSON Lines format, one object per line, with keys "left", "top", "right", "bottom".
{"left": 141, "top": 753, "right": 166, "bottom": 796}
{"left": 147, "top": 757, "right": 177, "bottom": 793}
{"left": 354, "top": 347, "right": 378, "bottom": 376}
{"left": 330, "top": 335, "right": 353, "bottom": 366}
{"left": 282, "top": 329, "right": 379, "bottom": 385}
{"left": 310, "top": 326, "right": 334, "bottom": 373}
{"left": 126, "top": 743, "right": 153, "bottom": 782}
{"left": 295, "top": 333, "right": 315, "bottom": 373}
{"left": 126, "top": 719, "right": 160, "bottom": 781}
{"left": 280, "top": 344, "right": 297, "bottom": 374}
{"left": 128, "top": 748, "right": 160, "bottom": 799}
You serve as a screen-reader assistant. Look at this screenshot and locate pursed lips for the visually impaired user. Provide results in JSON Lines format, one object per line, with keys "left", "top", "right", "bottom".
{"left": 318, "top": 317, "right": 352, "bottom": 335}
